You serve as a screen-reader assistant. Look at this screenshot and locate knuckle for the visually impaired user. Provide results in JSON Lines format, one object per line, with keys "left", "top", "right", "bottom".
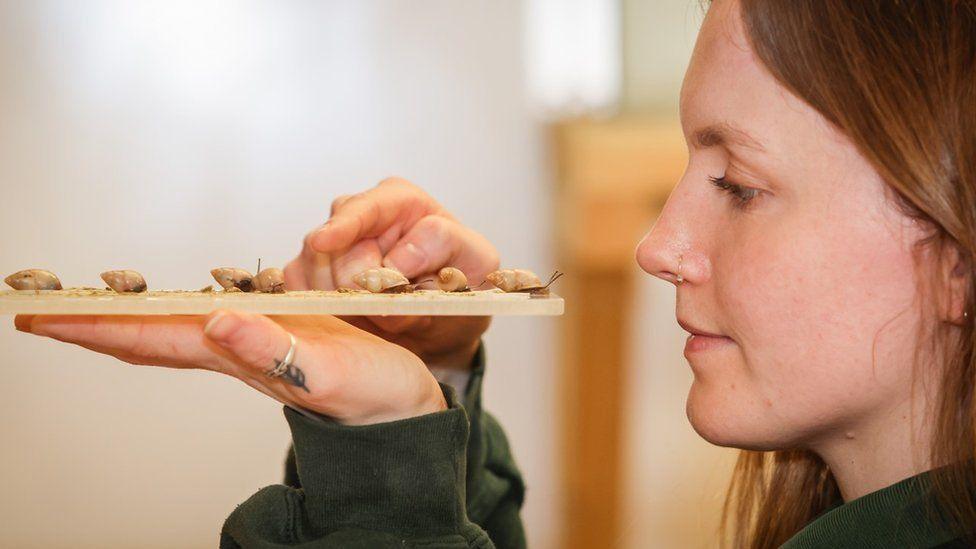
{"left": 125, "top": 320, "right": 156, "bottom": 358}
{"left": 330, "top": 194, "right": 352, "bottom": 215}
{"left": 334, "top": 192, "right": 367, "bottom": 216}
{"left": 416, "top": 214, "right": 451, "bottom": 239}
{"left": 250, "top": 332, "right": 281, "bottom": 369}
{"left": 378, "top": 176, "right": 411, "bottom": 189}
{"left": 300, "top": 234, "right": 315, "bottom": 256}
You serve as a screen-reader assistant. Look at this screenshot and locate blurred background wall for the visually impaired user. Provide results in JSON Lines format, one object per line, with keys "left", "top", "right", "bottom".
{"left": 616, "top": 5, "right": 738, "bottom": 549}
{"left": 0, "top": 1, "right": 733, "bottom": 548}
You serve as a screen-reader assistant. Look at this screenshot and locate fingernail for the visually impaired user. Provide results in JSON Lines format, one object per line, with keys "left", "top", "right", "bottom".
{"left": 385, "top": 243, "right": 426, "bottom": 276}
{"left": 204, "top": 311, "right": 237, "bottom": 340}
{"left": 14, "top": 315, "right": 35, "bottom": 333}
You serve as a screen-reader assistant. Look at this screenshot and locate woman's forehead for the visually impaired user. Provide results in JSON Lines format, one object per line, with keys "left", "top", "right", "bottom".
{"left": 679, "top": 1, "right": 831, "bottom": 158}
{"left": 680, "top": 1, "right": 765, "bottom": 131}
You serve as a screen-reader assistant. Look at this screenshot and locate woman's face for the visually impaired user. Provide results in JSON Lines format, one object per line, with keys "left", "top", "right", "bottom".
{"left": 636, "top": 0, "right": 929, "bottom": 451}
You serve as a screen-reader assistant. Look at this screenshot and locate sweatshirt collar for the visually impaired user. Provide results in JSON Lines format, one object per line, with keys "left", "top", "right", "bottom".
{"left": 782, "top": 469, "right": 962, "bottom": 548}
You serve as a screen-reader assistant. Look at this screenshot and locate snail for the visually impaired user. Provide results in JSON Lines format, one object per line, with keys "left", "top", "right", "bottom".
{"left": 487, "top": 269, "right": 563, "bottom": 295}
{"left": 352, "top": 267, "right": 418, "bottom": 293}
{"left": 210, "top": 268, "right": 254, "bottom": 292}
{"left": 252, "top": 267, "right": 286, "bottom": 293}
{"left": 4, "top": 269, "right": 63, "bottom": 290}
{"left": 101, "top": 270, "right": 148, "bottom": 293}
{"left": 437, "top": 267, "right": 471, "bottom": 292}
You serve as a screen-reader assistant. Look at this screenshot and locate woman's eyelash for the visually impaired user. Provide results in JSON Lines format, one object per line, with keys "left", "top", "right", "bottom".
{"left": 707, "top": 175, "right": 760, "bottom": 209}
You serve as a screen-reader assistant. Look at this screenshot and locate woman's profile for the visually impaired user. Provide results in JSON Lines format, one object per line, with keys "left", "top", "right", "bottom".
{"left": 12, "top": 0, "right": 976, "bottom": 547}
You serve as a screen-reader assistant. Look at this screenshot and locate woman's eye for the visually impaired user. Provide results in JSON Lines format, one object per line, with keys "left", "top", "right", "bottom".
{"left": 708, "top": 175, "right": 760, "bottom": 209}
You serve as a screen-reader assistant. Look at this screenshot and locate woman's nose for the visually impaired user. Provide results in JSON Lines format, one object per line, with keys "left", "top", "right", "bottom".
{"left": 635, "top": 203, "right": 709, "bottom": 286}
{"left": 636, "top": 226, "right": 683, "bottom": 285}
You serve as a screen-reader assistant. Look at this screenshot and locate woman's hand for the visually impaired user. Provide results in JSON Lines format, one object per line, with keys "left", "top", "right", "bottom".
{"left": 283, "top": 178, "right": 499, "bottom": 370}
{"left": 14, "top": 310, "right": 446, "bottom": 425}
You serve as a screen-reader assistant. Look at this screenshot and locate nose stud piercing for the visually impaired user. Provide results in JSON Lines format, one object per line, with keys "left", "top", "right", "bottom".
{"left": 676, "top": 254, "right": 684, "bottom": 284}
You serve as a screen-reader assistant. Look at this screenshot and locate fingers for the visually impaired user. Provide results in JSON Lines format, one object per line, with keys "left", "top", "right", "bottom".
{"left": 292, "top": 178, "right": 495, "bottom": 298}
{"left": 330, "top": 194, "right": 352, "bottom": 216}
{"left": 382, "top": 214, "right": 500, "bottom": 280}
{"left": 282, "top": 259, "right": 310, "bottom": 291}
{"left": 14, "top": 314, "right": 35, "bottom": 332}
{"left": 284, "top": 252, "right": 334, "bottom": 291}
{"left": 330, "top": 238, "right": 383, "bottom": 289}
{"left": 296, "top": 179, "right": 482, "bottom": 293}
{"left": 202, "top": 310, "right": 316, "bottom": 396}
{"left": 203, "top": 311, "right": 288, "bottom": 373}
{"left": 286, "top": 230, "right": 337, "bottom": 291}
{"left": 369, "top": 315, "right": 432, "bottom": 335}
{"left": 18, "top": 309, "right": 444, "bottom": 425}
{"left": 18, "top": 314, "right": 218, "bottom": 369}
{"left": 310, "top": 178, "right": 451, "bottom": 253}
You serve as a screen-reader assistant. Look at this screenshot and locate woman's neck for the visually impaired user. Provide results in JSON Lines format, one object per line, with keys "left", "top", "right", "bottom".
{"left": 813, "top": 392, "right": 936, "bottom": 502}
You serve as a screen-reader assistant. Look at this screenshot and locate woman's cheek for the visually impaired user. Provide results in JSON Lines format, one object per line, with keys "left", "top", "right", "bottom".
{"left": 688, "top": 229, "right": 923, "bottom": 450}
{"left": 685, "top": 236, "right": 853, "bottom": 448}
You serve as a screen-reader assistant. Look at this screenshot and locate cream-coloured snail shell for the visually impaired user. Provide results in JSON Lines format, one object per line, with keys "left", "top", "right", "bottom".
{"left": 486, "top": 269, "right": 542, "bottom": 292}
{"left": 4, "top": 269, "right": 63, "bottom": 290}
{"left": 252, "top": 268, "right": 286, "bottom": 293}
{"left": 353, "top": 267, "right": 409, "bottom": 293}
{"left": 101, "top": 270, "right": 147, "bottom": 293}
{"left": 210, "top": 268, "right": 254, "bottom": 292}
{"left": 437, "top": 267, "right": 468, "bottom": 292}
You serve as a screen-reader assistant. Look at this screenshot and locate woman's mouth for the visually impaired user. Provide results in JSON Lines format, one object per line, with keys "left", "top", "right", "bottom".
{"left": 684, "top": 333, "right": 733, "bottom": 355}
{"left": 677, "top": 317, "right": 733, "bottom": 355}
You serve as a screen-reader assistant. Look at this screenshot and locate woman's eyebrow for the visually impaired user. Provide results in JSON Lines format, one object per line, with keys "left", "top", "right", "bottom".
{"left": 691, "top": 122, "right": 766, "bottom": 152}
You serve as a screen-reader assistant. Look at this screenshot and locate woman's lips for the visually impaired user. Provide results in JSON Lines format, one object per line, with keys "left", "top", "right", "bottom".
{"left": 676, "top": 318, "right": 732, "bottom": 355}
{"left": 684, "top": 333, "right": 733, "bottom": 355}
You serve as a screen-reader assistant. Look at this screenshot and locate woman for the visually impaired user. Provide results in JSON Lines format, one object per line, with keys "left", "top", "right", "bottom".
{"left": 13, "top": 0, "right": 976, "bottom": 546}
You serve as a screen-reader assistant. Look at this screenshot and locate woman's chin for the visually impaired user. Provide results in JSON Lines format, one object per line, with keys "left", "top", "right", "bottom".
{"left": 685, "top": 383, "right": 784, "bottom": 451}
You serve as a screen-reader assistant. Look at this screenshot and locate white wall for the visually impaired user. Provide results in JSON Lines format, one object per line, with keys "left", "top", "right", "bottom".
{"left": 621, "top": 0, "right": 702, "bottom": 112}
{"left": 0, "top": 2, "right": 558, "bottom": 547}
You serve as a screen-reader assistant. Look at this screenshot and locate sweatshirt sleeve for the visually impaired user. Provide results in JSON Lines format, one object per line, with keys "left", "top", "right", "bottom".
{"left": 220, "top": 341, "right": 526, "bottom": 549}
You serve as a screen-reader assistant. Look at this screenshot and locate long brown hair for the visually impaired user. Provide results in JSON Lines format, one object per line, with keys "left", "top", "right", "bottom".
{"left": 711, "top": 1, "right": 976, "bottom": 547}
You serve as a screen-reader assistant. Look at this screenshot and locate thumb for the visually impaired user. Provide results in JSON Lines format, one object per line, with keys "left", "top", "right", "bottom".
{"left": 203, "top": 310, "right": 311, "bottom": 394}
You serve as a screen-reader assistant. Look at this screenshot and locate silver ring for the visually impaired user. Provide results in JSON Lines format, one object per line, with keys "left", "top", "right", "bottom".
{"left": 676, "top": 253, "right": 684, "bottom": 284}
{"left": 267, "top": 332, "right": 298, "bottom": 378}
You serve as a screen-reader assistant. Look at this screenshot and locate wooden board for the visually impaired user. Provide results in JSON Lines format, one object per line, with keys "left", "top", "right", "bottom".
{"left": 0, "top": 288, "right": 564, "bottom": 316}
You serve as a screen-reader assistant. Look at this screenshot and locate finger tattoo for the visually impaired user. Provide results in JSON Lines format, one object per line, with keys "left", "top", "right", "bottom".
{"left": 275, "top": 359, "right": 310, "bottom": 393}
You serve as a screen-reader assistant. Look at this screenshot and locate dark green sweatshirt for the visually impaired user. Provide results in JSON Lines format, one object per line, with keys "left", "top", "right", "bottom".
{"left": 782, "top": 469, "right": 971, "bottom": 548}
{"left": 218, "top": 343, "right": 971, "bottom": 548}
{"left": 219, "top": 343, "right": 526, "bottom": 548}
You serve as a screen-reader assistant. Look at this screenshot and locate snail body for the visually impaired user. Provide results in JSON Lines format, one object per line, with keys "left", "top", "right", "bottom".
{"left": 101, "top": 270, "right": 147, "bottom": 293}
{"left": 210, "top": 268, "right": 254, "bottom": 292}
{"left": 252, "top": 268, "right": 286, "bottom": 293}
{"left": 487, "top": 269, "right": 563, "bottom": 295}
{"left": 4, "top": 269, "right": 63, "bottom": 290}
{"left": 486, "top": 269, "right": 541, "bottom": 292}
{"left": 353, "top": 267, "right": 413, "bottom": 293}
